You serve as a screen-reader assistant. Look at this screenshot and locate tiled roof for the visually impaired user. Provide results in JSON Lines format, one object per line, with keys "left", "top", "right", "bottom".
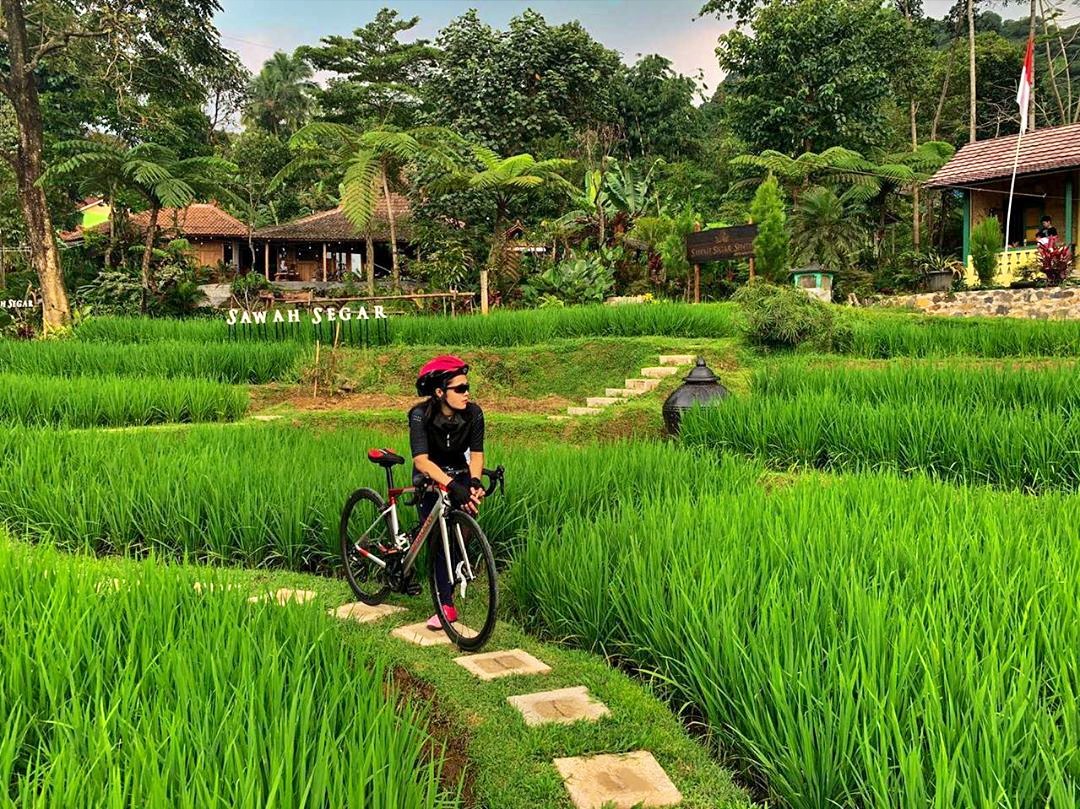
{"left": 61, "top": 202, "right": 247, "bottom": 242}
{"left": 252, "top": 193, "right": 411, "bottom": 242}
{"left": 925, "top": 123, "right": 1080, "bottom": 188}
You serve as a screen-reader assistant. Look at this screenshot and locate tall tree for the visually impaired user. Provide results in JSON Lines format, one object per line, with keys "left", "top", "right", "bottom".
{"left": 243, "top": 51, "right": 316, "bottom": 138}
{"left": 43, "top": 139, "right": 237, "bottom": 311}
{"left": 0, "top": 0, "right": 233, "bottom": 333}
{"left": 427, "top": 10, "right": 622, "bottom": 155}
{"left": 717, "top": 0, "right": 912, "bottom": 155}
{"left": 614, "top": 55, "right": 704, "bottom": 161}
{"left": 299, "top": 8, "right": 438, "bottom": 128}
{"left": 969, "top": 0, "right": 978, "bottom": 141}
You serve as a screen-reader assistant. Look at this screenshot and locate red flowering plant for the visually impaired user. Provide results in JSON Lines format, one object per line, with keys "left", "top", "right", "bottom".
{"left": 1037, "top": 237, "right": 1073, "bottom": 286}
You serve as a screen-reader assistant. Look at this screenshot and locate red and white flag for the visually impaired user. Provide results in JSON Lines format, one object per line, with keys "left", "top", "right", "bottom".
{"left": 1017, "top": 36, "right": 1035, "bottom": 134}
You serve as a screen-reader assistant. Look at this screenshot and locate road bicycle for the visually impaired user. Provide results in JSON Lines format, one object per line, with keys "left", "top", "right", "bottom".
{"left": 340, "top": 448, "right": 504, "bottom": 651}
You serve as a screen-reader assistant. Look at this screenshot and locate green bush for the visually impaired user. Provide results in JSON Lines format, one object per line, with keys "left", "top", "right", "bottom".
{"left": 732, "top": 282, "right": 845, "bottom": 350}
{"left": 520, "top": 255, "right": 614, "bottom": 306}
{"left": 970, "top": 216, "right": 1002, "bottom": 287}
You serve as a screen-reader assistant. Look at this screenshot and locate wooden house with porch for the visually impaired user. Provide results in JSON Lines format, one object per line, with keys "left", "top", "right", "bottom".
{"left": 925, "top": 122, "right": 1079, "bottom": 285}
{"left": 251, "top": 193, "right": 411, "bottom": 282}
{"left": 61, "top": 202, "right": 248, "bottom": 273}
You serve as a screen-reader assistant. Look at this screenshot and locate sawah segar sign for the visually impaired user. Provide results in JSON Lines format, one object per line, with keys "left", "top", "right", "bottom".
{"left": 685, "top": 224, "right": 758, "bottom": 263}
{"left": 226, "top": 304, "right": 390, "bottom": 347}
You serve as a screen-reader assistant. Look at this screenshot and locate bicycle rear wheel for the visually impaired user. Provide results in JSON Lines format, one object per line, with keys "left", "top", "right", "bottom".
{"left": 340, "top": 488, "right": 395, "bottom": 605}
{"left": 428, "top": 510, "right": 497, "bottom": 651}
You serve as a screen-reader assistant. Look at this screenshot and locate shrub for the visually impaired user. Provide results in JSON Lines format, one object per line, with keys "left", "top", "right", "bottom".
{"left": 750, "top": 175, "right": 789, "bottom": 282}
{"left": 732, "top": 282, "right": 843, "bottom": 350}
{"left": 519, "top": 255, "right": 614, "bottom": 306}
{"left": 1037, "top": 239, "right": 1073, "bottom": 286}
{"left": 969, "top": 216, "right": 1002, "bottom": 287}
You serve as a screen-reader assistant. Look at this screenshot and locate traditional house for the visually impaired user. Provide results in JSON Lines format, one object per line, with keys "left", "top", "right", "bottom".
{"left": 251, "top": 193, "right": 411, "bottom": 282}
{"left": 61, "top": 202, "right": 248, "bottom": 273}
{"left": 925, "top": 122, "right": 1079, "bottom": 285}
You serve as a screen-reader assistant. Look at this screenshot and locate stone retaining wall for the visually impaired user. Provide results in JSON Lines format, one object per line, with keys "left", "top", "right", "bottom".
{"left": 882, "top": 287, "right": 1080, "bottom": 319}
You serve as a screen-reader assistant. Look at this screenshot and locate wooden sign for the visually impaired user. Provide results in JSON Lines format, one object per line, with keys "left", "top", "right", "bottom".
{"left": 685, "top": 224, "right": 758, "bottom": 262}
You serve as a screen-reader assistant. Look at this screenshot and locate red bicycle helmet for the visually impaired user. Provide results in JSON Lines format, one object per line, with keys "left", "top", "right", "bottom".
{"left": 416, "top": 355, "right": 469, "bottom": 396}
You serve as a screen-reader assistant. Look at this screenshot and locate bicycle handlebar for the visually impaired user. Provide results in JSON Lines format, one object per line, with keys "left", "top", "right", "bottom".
{"left": 481, "top": 466, "right": 505, "bottom": 497}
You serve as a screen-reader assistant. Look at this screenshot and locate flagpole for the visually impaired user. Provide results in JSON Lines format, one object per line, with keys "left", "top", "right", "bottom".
{"left": 1005, "top": 36, "right": 1035, "bottom": 258}
{"left": 1004, "top": 132, "right": 1023, "bottom": 254}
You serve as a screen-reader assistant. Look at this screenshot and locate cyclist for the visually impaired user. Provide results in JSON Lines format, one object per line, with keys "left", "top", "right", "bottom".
{"left": 409, "top": 355, "right": 486, "bottom": 630}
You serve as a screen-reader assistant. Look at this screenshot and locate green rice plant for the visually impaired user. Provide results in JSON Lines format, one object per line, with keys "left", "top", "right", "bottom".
{"left": 72, "top": 304, "right": 741, "bottom": 347}
{"left": 0, "top": 339, "right": 304, "bottom": 383}
{"left": 753, "top": 359, "right": 1080, "bottom": 413}
{"left": 0, "top": 373, "right": 248, "bottom": 427}
{"left": 680, "top": 392, "right": 1080, "bottom": 492}
{"left": 507, "top": 473, "right": 1080, "bottom": 808}
{"left": 842, "top": 309, "right": 1080, "bottom": 358}
{"left": 0, "top": 423, "right": 757, "bottom": 569}
{"left": 0, "top": 540, "right": 460, "bottom": 807}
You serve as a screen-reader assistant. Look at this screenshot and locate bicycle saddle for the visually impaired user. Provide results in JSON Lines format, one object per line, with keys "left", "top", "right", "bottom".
{"left": 367, "top": 448, "right": 404, "bottom": 468}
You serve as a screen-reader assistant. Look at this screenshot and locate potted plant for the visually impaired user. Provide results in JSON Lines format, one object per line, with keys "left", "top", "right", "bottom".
{"left": 917, "top": 251, "right": 964, "bottom": 292}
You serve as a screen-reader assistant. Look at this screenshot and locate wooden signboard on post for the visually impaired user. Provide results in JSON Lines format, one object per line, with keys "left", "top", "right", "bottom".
{"left": 685, "top": 224, "right": 758, "bottom": 263}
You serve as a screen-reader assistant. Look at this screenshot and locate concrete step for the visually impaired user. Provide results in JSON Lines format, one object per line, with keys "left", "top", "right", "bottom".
{"left": 605, "top": 387, "right": 645, "bottom": 398}
{"left": 585, "top": 397, "right": 622, "bottom": 408}
{"left": 567, "top": 406, "right": 602, "bottom": 416}
{"left": 640, "top": 366, "right": 680, "bottom": 379}
{"left": 625, "top": 378, "right": 661, "bottom": 392}
{"left": 546, "top": 414, "right": 571, "bottom": 422}
{"left": 658, "top": 354, "right": 695, "bottom": 366}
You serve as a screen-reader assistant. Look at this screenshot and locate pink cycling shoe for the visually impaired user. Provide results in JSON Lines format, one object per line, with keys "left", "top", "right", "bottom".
{"left": 426, "top": 605, "right": 457, "bottom": 631}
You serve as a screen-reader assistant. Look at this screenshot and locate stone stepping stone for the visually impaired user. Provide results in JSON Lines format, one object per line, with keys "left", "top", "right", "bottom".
{"left": 585, "top": 397, "right": 622, "bottom": 408}
{"left": 508, "top": 686, "right": 610, "bottom": 726}
{"left": 658, "top": 354, "right": 694, "bottom": 366}
{"left": 605, "top": 387, "right": 645, "bottom": 398}
{"left": 252, "top": 414, "right": 282, "bottom": 421}
{"left": 553, "top": 751, "right": 683, "bottom": 809}
{"left": 391, "top": 620, "right": 474, "bottom": 647}
{"left": 566, "top": 406, "right": 602, "bottom": 416}
{"left": 454, "top": 648, "right": 551, "bottom": 681}
{"left": 330, "top": 602, "right": 405, "bottom": 624}
{"left": 246, "top": 588, "right": 317, "bottom": 606}
{"left": 624, "top": 378, "right": 660, "bottom": 391}
{"left": 640, "top": 366, "right": 680, "bottom": 379}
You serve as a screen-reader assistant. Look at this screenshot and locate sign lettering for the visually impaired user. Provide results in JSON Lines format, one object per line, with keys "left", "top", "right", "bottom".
{"left": 685, "top": 224, "right": 759, "bottom": 262}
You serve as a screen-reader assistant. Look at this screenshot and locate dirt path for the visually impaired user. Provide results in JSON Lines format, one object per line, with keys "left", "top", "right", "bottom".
{"left": 250, "top": 385, "right": 574, "bottom": 415}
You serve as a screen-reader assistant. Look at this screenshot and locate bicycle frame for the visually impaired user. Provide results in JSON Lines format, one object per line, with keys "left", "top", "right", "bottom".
{"left": 351, "top": 481, "right": 473, "bottom": 597}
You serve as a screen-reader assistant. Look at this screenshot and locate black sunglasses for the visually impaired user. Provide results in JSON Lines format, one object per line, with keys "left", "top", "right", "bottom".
{"left": 445, "top": 383, "right": 470, "bottom": 394}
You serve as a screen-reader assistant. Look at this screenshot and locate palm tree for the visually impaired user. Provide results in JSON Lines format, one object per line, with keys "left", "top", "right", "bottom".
{"left": 44, "top": 140, "right": 237, "bottom": 312}
{"left": 789, "top": 186, "right": 866, "bottom": 270}
{"left": 453, "top": 147, "right": 574, "bottom": 312}
{"left": 279, "top": 122, "right": 465, "bottom": 293}
{"left": 460, "top": 147, "right": 574, "bottom": 265}
{"left": 243, "top": 51, "right": 317, "bottom": 138}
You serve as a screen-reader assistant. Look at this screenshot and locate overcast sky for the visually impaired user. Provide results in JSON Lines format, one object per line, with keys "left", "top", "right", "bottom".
{"left": 214, "top": 0, "right": 1003, "bottom": 94}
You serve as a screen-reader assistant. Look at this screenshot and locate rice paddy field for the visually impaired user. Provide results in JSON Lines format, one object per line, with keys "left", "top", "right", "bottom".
{"left": 5, "top": 302, "right": 1080, "bottom": 807}
{"left": 0, "top": 540, "right": 460, "bottom": 808}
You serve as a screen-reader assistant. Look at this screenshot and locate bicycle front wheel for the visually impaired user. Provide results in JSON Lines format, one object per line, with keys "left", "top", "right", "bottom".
{"left": 340, "top": 488, "right": 394, "bottom": 605}
{"left": 428, "top": 510, "right": 497, "bottom": 651}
